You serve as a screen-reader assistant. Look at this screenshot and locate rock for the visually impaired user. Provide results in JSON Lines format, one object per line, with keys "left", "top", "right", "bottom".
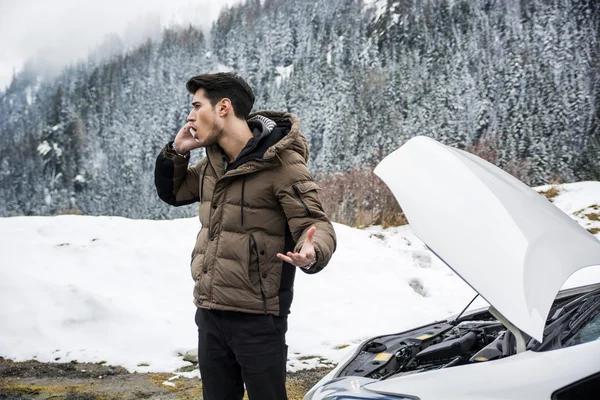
{"left": 183, "top": 349, "right": 198, "bottom": 364}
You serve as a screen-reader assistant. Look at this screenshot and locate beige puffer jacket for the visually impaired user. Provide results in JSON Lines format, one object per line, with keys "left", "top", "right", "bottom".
{"left": 155, "top": 111, "right": 336, "bottom": 316}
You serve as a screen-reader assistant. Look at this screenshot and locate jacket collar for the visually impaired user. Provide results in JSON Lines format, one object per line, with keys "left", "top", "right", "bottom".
{"left": 206, "top": 111, "right": 307, "bottom": 179}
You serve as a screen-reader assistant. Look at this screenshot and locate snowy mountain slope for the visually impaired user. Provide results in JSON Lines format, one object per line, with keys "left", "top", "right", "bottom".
{"left": 1, "top": 0, "right": 599, "bottom": 219}
{"left": 0, "top": 182, "right": 599, "bottom": 374}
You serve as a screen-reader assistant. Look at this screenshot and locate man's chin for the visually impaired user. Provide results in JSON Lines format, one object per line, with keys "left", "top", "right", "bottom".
{"left": 200, "top": 136, "right": 220, "bottom": 148}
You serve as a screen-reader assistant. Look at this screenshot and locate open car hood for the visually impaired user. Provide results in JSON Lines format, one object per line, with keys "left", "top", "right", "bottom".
{"left": 374, "top": 136, "right": 600, "bottom": 342}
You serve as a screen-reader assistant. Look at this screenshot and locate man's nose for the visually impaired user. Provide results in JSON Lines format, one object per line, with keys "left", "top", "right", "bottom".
{"left": 187, "top": 111, "right": 194, "bottom": 121}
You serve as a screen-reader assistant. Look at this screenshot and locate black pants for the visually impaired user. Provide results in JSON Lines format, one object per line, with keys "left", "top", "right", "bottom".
{"left": 195, "top": 307, "right": 288, "bottom": 400}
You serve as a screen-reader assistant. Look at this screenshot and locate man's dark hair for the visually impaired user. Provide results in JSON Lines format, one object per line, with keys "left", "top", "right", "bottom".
{"left": 186, "top": 73, "right": 255, "bottom": 119}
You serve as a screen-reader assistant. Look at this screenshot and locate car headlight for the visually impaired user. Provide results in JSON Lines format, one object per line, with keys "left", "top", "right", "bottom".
{"left": 304, "top": 376, "right": 417, "bottom": 400}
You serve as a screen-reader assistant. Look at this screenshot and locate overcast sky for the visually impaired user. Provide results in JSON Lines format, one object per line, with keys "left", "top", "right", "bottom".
{"left": 0, "top": 0, "right": 242, "bottom": 91}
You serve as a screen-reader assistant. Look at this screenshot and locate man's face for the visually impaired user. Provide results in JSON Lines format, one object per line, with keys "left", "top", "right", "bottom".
{"left": 187, "top": 89, "right": 224, "bottom": 147}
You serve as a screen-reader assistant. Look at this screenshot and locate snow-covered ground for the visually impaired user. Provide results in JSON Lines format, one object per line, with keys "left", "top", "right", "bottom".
{"left": 1, "top": 182, "right": 599, "bottom": 375}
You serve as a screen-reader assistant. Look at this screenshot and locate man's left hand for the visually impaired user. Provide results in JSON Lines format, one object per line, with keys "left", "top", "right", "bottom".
{"left": 276, "top": 226, "right": 317, "bottom": 269}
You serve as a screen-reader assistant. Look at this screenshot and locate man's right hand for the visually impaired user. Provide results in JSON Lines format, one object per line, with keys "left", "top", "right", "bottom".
{"left": 173, "top": 123, "right": 202, "bottom": 154}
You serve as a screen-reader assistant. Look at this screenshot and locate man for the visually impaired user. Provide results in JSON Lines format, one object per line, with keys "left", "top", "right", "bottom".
{"left": 154, "top": 72, "right": 336, "bottom": 400}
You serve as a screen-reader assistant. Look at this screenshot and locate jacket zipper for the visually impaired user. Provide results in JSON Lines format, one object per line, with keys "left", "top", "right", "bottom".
{"left": 249, "top": 233, "right": 267, "bottom": 314}
{"left": 292, "top": 184, "right": 312, "bottom": 217}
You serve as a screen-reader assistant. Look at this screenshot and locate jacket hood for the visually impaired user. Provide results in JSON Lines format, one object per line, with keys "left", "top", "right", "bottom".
{"left": 374, "top": 136, "right": 600, "bottom": 342}
{"left": 206, "top": 111, "right": 308, "bottom": 175}
{"left": 248, "top": 110, "right": 309, "bottom": 163}
{"left": 225, "top": 114, "right": 277, "bottom": 171}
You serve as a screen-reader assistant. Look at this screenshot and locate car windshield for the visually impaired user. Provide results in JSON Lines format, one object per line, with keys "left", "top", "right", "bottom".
{"left": 565, "top": 309, "right": 600, "bottom": 347}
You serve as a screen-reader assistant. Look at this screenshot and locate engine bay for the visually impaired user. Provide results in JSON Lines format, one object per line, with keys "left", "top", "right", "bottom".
{"left": 337, "top": 286, "right": 600, "bottom": 381}
{"left": 338, "top": 309, "right": 506, "bottom": 380}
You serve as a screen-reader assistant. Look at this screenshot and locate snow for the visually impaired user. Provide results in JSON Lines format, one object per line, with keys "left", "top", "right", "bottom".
{"left": 53, "top": 143, "right": 63, "bottom": 157}
{"left": 363, "top": 0, "right": 387, "bottom": 21}
{"left": 37, "top": 140, "right": 52, "bottom": 156}
{"left": 43, "top": 188, "right": 52, "bottom": 206}
{"left": 36, "top": 141, "right": 62, "bottom": 157}
{"left": 25, "top": 86, "right": 33, "bottom": 106}
{"left": 1, "top": 182, "right": 599, "bottom": 374}
{"left": 214, "top": 63, "right": 232, "bottom": 72}
{"left": 274, "top": 65, "right": 294, "bottom": 88}
{"left": 536, "top": 181, "right": 600, "bottom": 216}
{"left": 535, "top": 182, "right": 600, "bottom": 289}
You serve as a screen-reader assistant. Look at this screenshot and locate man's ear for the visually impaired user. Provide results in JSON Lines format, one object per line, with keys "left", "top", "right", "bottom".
{"left": 219, "top": 98, "right": 232, "bottom": 116}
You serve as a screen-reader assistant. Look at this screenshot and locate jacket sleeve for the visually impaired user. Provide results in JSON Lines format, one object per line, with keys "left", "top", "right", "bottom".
{"left": 154, "top": 142, "right": 203, "bottom": 206}
{"left": 275, "top": 160, "right": 337, "bottom": 274}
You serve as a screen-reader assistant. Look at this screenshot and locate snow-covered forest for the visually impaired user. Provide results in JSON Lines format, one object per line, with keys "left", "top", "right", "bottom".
{"left": 0, "top": 0, "right": 598, "bottom": 219}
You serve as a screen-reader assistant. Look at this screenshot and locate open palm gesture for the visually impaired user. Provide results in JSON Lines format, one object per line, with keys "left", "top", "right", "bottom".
{"left": 277, "top": 226, "right": 317, "bottom": 268}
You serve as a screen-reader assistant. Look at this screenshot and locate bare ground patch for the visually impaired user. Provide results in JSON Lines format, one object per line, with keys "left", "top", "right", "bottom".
{"left": 538, "top": 186, "right": 560, "bottom": 201}
{"left": 0, "top": 357, "right": 333, "bottom": 400}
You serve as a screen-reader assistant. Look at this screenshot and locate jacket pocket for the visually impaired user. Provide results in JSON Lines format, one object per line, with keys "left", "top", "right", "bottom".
{"left": 292, "top": 181, "right": 320, "bottom": 217}
{"left": 190, "top": 253, "right": 204, "bottom": 280}
{"left": 249, "top": 233, "right": 268, "bottom": 314}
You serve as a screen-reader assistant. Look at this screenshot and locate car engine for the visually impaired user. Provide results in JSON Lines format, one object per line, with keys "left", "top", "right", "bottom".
{"left": 338, "top": 286, "right": 600, "bottom": 381}
{"left": 338, "top": 309, "right": 506, "bottom": 380}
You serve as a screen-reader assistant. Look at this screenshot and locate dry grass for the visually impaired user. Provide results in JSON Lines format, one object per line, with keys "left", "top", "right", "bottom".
{"left": 0, "top": 383, "right": 42, "bottom": 397}
{"left": 286, "top": 368, "right": 334, "bottom": 400}
{"left": 334, "top": 344, "right": 350, "bottom": 350}
{"left": 466, "top": 133, "right": 533, "bottom": 184}
{"left": 466, "top": 134, "right": 500, "bottom": 164}
{"left": 56, "top": 205, "right": 84, "bottom": 215}
{"left": 586, "top": 213, "right": 600, "bottom": 221}
{"left": 539, "top": 186, "right": 560, "bottom": 201}
{"left": 148, "top": 372, "right": 180, "bottom": 391}
{"left": 315, "top": 135, "right": 543, "bottom": 229}
{"left": 1, "top": 366, "right": 333, "bottom": 400}
{"left": 297, "top": 355, "right": 320, "bottom": 361}
{"left": 148, "top": 368, "right": 332, "bottom": 400}
{"left": 316, "top": 168, "right": 407, "bottom": 228}
{"left": 0, "top": 382, "right": 112, "bottom": 400}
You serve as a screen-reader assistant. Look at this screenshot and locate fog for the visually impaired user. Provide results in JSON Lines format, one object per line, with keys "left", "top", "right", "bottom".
{"left": 0, "top": 0, "right": 242, "bottom": 90}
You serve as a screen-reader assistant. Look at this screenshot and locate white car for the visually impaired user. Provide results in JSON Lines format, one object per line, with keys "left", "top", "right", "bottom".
{"left": 304, "top": 136, "right": 600, "bottom": 400}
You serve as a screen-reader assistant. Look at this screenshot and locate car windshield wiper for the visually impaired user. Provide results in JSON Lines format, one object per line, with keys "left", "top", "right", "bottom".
{"left": 546, "top": 287, "right": 600, "bottom": 327}
{"left": 560, "top": 296, "right": 600, "bottom": 343}
{"left": 534, "top": 288, "right": 600, "bottom": 351}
